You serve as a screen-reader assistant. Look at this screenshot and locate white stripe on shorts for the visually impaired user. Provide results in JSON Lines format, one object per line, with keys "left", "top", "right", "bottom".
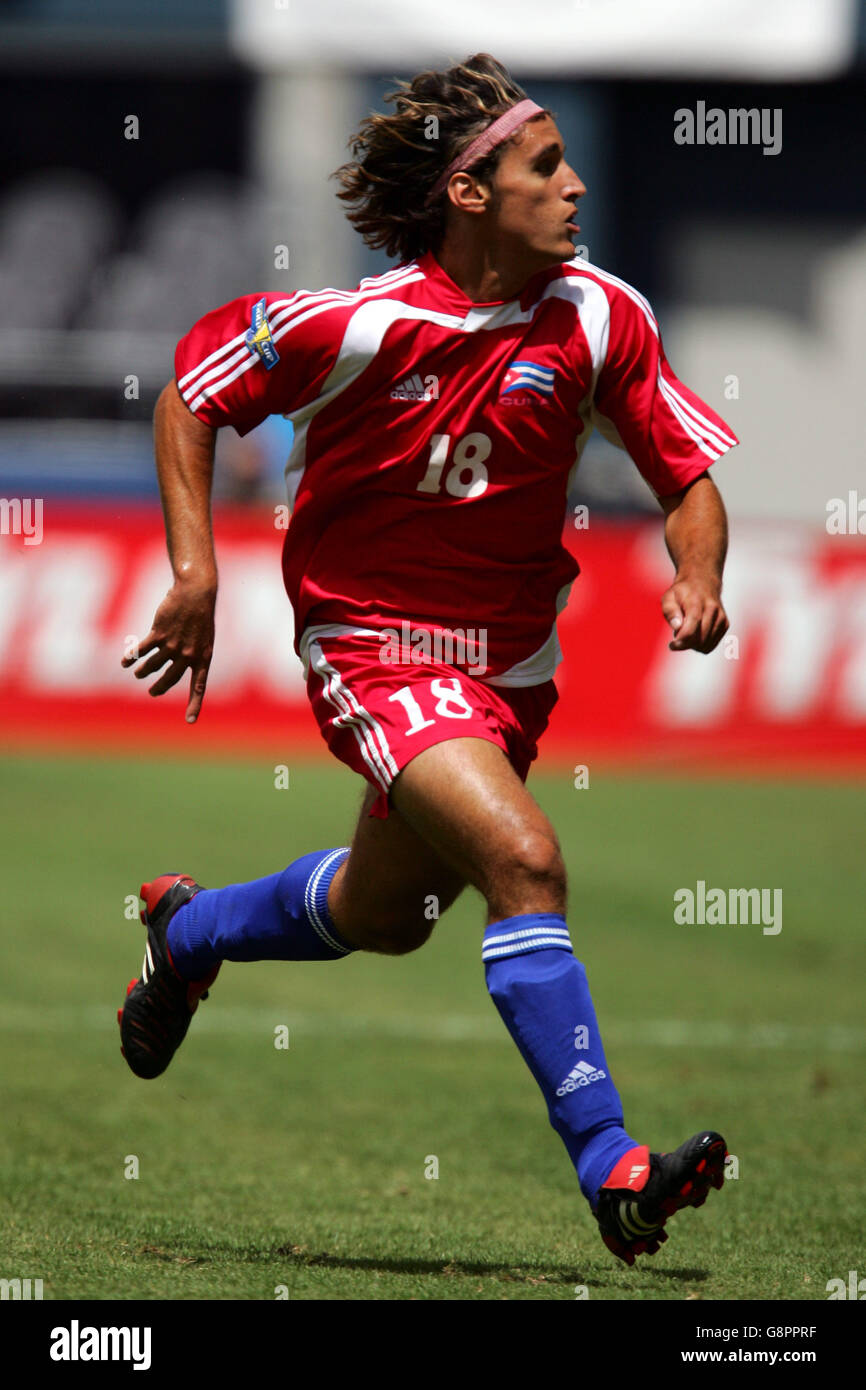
{"left": 309, "top": 641, "right": 399, "bottom": 794}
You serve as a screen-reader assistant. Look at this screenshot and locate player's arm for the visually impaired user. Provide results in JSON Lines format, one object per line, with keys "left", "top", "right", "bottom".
{"left": 123, "top": 290, "right": 342, "bottom": 719}
{"left": 121, "top": 380, "right": 218, "bottom": 722}
{"left": 587, "top": 275, "right": 737, "bottom": 658}
{"left": 123, "top": 290, "right": 321, "bottom": 721}
{"left": 658, "top": 470, "right": 729, "bottom": 654}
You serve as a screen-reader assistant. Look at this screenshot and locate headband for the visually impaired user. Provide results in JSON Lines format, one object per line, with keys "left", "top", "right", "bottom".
{"left": 427, "top": 98, "right": 544, "bottom": 202}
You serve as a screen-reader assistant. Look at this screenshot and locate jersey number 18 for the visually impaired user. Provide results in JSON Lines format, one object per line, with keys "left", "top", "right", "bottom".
{"left": 416, "top": 432, "right": 491, "bottom": 499}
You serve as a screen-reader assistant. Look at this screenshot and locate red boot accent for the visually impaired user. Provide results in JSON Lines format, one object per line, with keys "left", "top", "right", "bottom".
{"left": 600, "top": 1145, "right": 652, "bottom": 1193}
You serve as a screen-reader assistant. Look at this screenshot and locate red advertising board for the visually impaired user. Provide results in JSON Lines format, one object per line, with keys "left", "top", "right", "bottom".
{"left": 2, "top": 503, "right": 865, "bottom": 772}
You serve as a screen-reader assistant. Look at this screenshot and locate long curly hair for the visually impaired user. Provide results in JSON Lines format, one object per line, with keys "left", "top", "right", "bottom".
{"left": 334, "top": 54, "right": 547, "bottom": 264}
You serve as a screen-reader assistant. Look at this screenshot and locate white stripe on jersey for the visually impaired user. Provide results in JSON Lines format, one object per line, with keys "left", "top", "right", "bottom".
{"left": 660, "top": 371, "right": 738, "bottom": 450}
{"left": 566, "top": 258, "right": 659, "bottom": 337}
{"left": 176, "top": 301, "right": 294, "bottom": 391}
{"left": 181, "top": 343, "right": 257, "bottom": 406}
{"left": 267, "top": 268, "right": 424, "bottom": 335}
{"left": 547, "top": 276, "right": 610, "bottom": 378}
{"left": 178, "top": 264, "right": 420, "bottom": 394}
{"left": 184, "top": 268, "right": 424, "bottom": 414}
{"left": 268, "top": 275, "right": 425, "bottom": 345}
{"left": 359, "top": 262, "right": 420, "bottom": 290}
{"left": 655, "top": 366, "right": 720, "bottom": 460}
{"left": 181, "top": 279, "right": 423, "bottom": 409}
{"left": 564, "top": 261, "right": 735, "bottom": 458}
{"left": 177, "top": 330, "right": 250, "bottom": 391}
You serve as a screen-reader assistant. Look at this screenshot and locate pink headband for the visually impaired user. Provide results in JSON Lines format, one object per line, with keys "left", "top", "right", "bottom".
{"left": 427, "top": 98, "right": 544, "bottom": 201}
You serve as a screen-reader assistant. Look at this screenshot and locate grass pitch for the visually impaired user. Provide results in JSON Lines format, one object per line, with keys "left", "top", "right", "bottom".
{"left": 0, "top": 751, "right": 862, "bottom": 1301}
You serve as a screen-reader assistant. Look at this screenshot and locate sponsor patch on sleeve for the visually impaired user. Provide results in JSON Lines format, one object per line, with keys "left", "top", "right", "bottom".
{"left": 245, "top": 297, "right": 280, "bottom": 370}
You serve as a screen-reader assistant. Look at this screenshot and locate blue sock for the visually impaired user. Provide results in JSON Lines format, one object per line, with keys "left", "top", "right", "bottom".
{"left": 166, "top": 848, "right": 354, "bottom": 975}
{"left": 483, "top": 913, "right": 638, "bottom": 1202}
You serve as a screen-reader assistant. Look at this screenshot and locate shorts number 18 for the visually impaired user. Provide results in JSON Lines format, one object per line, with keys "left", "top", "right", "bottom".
{"left": 388, "top": 678, "right": 474, "bottom": 735}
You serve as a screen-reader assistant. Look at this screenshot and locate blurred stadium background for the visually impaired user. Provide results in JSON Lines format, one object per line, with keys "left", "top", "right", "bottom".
{"left": 0, "top": 1, "right": 864, "bottom": 1303}
{"left": 1, "top": 0, "right": 864, "bottom": 760}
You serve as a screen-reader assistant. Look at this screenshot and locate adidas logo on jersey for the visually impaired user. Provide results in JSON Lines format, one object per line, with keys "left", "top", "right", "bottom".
{"left": 556, "top": 1059, "right": 607, "bottom": 1096}
{"left": 390, "top": 372, "right": 439, "bottom": 402}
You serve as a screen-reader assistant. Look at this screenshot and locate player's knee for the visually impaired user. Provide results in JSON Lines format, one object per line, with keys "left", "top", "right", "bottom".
{"left": 336, "top": 880, "right": 459, "bottom": 955}
{"left": 494, "top": 831, "right": 566, "bottom": 910}
{"left": 513, "top": 831, "right": 565, "bottom": 888}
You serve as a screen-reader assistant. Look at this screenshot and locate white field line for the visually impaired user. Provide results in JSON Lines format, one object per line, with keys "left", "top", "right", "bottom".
{"left": 0, "top": 1005, "right": 864, "bottom": 1051}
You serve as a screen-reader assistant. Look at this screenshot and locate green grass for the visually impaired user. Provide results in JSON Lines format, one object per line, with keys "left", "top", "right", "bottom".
{"left": 0, "top": 751, "right": 862, "bottom": 1301}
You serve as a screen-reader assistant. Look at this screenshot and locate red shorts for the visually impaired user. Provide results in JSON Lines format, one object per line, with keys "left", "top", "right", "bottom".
{"left": 305, "top": 634, "right": 558, "bottom": 818}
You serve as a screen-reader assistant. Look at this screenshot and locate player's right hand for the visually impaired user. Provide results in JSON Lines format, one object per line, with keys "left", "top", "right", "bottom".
{"left": 122, "top": 579, "right": 216, "bottom": 723}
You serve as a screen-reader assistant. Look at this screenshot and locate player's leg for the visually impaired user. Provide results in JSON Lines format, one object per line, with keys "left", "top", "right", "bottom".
{"left": 124, "top": 787, "right": 461, "bottom": 959}
{"left": 160, "top": 779, "right": 467, "bottom": 971}
{"left": 117, "top": 777, "right": 467, "bottom": 1079}
{"left": 374, "top": 736, "right": 727, "bottom": 1263}
{"left": 361, "top": 734, "right": 633, "bottom": 1201}
{"left": 380, "top": 735, "right": 566, "bottom": 923}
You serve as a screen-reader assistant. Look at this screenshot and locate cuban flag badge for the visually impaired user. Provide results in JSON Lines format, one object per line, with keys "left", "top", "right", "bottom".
{"left": 500, "top": 359, "right": 555, "bottom": 399}
{"left": 245, "top": 297, "right": 280, "bottom": 370}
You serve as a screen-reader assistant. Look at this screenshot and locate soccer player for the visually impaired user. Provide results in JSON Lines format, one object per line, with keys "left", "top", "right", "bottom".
{"left": 119, "top": 55, "right": 735, "bottom": 1266}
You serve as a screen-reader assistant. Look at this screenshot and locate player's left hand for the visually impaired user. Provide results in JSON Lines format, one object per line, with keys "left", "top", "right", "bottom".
{"left": 661, "top": 575, "right": 728, "bottom": 653}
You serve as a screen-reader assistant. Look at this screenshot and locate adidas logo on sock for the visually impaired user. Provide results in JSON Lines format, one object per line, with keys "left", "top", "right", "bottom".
{"left": 556, "top": 1059, "right": 607, "bottom": 1096}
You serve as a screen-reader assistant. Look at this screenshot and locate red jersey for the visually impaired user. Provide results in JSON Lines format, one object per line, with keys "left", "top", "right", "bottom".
{"left": 174, "top": 252, "right": 737, "bottom": 683}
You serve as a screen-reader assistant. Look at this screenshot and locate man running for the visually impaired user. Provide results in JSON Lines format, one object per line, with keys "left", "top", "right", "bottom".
{"left": 119, "top": 54, "right": 735, "bottom": 1266}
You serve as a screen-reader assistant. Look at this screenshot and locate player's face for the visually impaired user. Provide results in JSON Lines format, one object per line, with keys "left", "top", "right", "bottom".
{"left": 486, "top": 115, "right": 586, "bottom": 271}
